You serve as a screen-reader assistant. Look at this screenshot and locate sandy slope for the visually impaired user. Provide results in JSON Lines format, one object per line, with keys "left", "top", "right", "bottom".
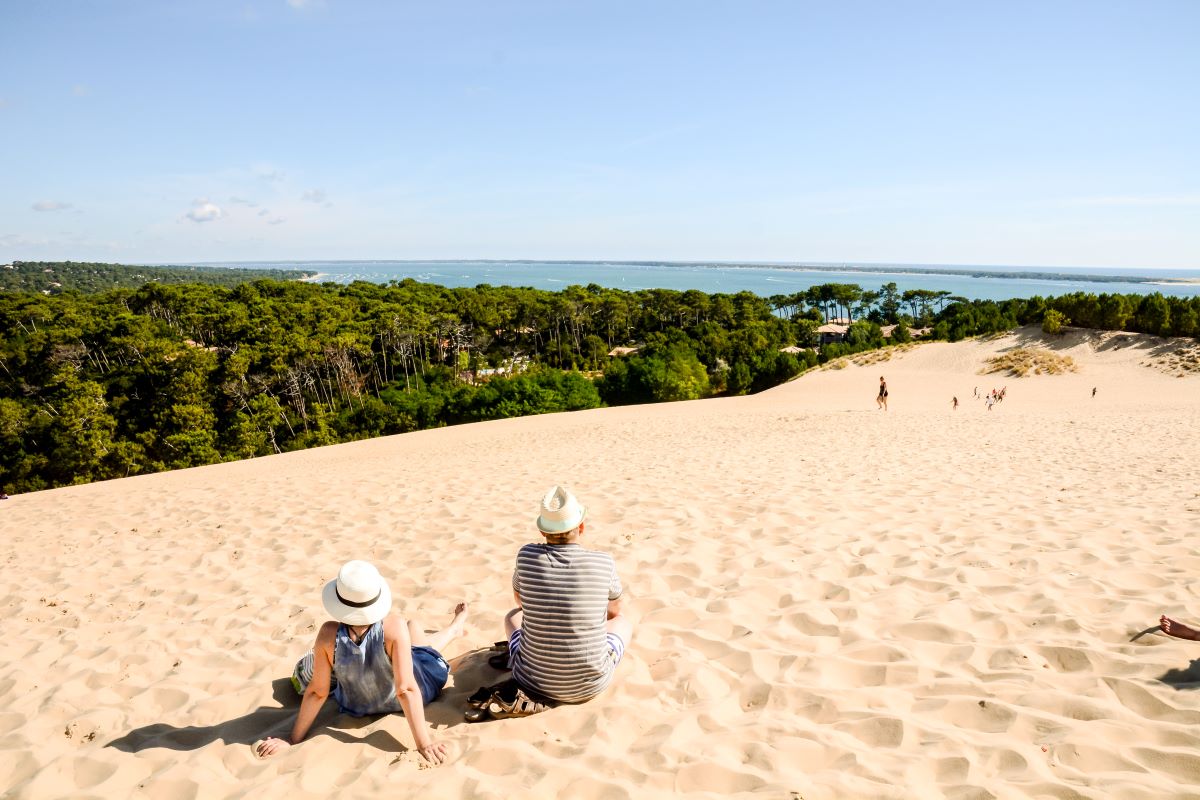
{"left": 3, "top": 326, "right": 1200, "bottom": 799}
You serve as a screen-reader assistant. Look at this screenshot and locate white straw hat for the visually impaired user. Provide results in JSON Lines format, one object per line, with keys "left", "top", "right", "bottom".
{"left": 321, "top": 561, "right": 393, "bottom": 625}
{"left": 536, "top": 485, "right": 587, "bottom": 534}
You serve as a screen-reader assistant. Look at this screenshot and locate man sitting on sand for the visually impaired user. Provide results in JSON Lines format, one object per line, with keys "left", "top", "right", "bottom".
{"left": 503, "top": 486, "right": 632, "bottom": 705}
{"left": 255, "top": 560, "right": 466, "bottom": 763}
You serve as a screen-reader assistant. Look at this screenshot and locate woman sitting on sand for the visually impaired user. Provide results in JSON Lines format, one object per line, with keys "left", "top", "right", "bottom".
{"left": 255, "top": 560, "right": 466, "bottom": 764}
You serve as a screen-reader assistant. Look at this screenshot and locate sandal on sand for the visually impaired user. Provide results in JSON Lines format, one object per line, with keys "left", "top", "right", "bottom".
{"left": 464, "top": 679, "right": 557, "bottom": 722}
{"left": 467, "top": 684, "right": 496, "bottom": 710}
{"left": 487, "top": 688, "right": 553, "bottom": 719}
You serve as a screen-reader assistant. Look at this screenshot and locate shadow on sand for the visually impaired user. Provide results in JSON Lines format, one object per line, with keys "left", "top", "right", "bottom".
{"left": 1001, "top": 325, "right": 1184, "bottom": 357}
{"left": 106, "top": 647, "right": 509, "bottom": 754}
{"left": 1158, "top": 660, "right": 1200, "bottom": 691}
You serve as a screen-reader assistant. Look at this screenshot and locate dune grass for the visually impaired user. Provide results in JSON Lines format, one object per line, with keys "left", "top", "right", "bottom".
{"left": 822, "top": 342, "right": 920, "bottom": 371}
{"left": 982, "top": 347, "right": 1078, "bottom": 377}
{"left": 1144, "top": 344, "right": 1200, "bottom": 377}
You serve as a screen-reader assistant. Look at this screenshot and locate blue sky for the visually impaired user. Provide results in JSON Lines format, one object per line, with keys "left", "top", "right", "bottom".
{"left": 2, "top": 1, "right": 1198, "bottom": 268}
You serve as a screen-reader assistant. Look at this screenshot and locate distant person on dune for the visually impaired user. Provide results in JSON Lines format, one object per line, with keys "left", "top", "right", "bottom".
{"left": 952, "top": 396, "right": 958, "bottom": 410}
{"left": 255, "top": 561, "right": 465, "bottom": 763}
{"left": 877, "top": 376, "right": 888, "bottom": 411}
{"left": 1092, "top": 386, "right": 1097, "bottom": 398}
{"left": 1160, "top": 616, "right": 1200, "bottom": 641}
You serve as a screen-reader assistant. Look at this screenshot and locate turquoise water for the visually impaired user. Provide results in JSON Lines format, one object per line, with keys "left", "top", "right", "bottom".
{"left": 192, "top": 260, "right": 1200, "bottom": 303}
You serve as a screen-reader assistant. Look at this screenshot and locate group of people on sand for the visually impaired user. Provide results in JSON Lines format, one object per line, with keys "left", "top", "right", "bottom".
{"left": 255, "top": 481, "right": 1200, "bottom": 768}
{"left": 255, "top": 485, "right": 630, "bottom": 764}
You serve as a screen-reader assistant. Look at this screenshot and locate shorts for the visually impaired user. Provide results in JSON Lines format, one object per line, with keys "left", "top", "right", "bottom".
{"left": 508, "top": 628, "right": 627, "bottom": 671}
{"left": 410, "top": 645, "right": 451, "bottom": 705}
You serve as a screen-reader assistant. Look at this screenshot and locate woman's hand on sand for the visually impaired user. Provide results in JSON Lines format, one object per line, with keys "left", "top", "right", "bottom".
{"left": 255, "top": 737, "right": 291, "bottom": 758}
{"left": 417, "top": 740, "right": 448, "bottom": 764}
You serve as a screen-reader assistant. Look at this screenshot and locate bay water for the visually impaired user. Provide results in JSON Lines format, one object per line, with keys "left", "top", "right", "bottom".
{"left": 194, "top": 260, "right": 1200, "bottom": 303}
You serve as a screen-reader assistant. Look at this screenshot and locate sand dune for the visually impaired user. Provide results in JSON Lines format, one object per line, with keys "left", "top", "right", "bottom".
{"left": 3, "top": 326, "right": 1200, "bottom": 799}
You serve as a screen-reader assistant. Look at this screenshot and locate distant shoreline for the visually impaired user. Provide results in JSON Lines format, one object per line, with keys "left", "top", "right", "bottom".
{"left": 188, "top": 259, "right": 1200, "bottom": 287}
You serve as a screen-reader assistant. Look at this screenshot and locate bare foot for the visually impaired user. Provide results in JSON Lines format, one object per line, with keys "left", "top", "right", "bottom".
{"left": 449, "top": 602, "right": 468, "bottom": 637}
{"left": 1161, "top": 615, "right": 1199, "bottom": 641}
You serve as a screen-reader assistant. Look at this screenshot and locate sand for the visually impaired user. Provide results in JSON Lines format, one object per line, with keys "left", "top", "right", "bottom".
{"left": 3, "top": 325, "right": 1200, "bottom": 799}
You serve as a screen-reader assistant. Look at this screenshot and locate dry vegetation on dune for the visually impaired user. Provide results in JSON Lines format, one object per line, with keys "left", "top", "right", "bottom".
{"left": 822, "top": 342, "right": 921, "bottom": 371}
{"left": 1143, "top": 343, "right": 1200, "bottom": 377}
{"left": 983, "top": 347, "right": 1078, "bottom": 377}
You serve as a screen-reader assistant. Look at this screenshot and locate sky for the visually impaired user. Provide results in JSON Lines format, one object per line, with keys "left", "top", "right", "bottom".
{"left": 2, "top": 1, "right": 1198, "bottom": 269}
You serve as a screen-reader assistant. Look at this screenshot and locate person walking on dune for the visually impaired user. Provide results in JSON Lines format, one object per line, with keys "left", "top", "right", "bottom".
{"left": 256, "top": 561, "right": 466, "bottom": 763}
{"left": 877, "top": 376, "right": 889, "bottom": 411}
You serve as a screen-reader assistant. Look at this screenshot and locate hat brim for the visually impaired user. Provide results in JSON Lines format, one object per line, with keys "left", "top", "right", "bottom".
{"left": 321, "top": 578, "right": 392, "bottom": 625}
{"left": 536, "top": 506, "right": 586, "bottom": 534}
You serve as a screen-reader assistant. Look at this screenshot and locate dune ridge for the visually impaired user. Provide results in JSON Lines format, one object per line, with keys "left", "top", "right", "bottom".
{"left": 3, "top": 326, "right": 1200, "bottom": 799}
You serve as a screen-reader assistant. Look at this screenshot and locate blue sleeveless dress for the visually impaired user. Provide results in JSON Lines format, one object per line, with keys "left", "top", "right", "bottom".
{"left": 293, "top": 622, "right": 450, "bottom": 716}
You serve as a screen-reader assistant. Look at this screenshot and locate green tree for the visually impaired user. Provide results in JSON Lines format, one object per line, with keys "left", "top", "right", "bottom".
{"left": 1135, "top": 294, "right": 1171, "bottom": 337}
{"left": 1042, "top": 309, "right": 1069, "bottom": 335}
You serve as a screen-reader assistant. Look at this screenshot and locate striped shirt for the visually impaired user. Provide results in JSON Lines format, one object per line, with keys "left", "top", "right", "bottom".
{"left": 511, "top": 542, "right": 623, "bottom": 703}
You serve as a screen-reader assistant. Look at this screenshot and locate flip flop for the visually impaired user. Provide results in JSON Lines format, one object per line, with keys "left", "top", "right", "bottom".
{"left": 465, "top": 679, "right": 512, "bottom": 722}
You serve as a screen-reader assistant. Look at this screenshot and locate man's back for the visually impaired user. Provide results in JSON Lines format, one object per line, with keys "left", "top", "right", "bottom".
{"left": 511, "top": 542, "right": 622, "bottom": 703}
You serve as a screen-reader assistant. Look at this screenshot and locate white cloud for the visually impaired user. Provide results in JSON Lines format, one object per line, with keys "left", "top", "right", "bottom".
{"left": 256, "top": 168, "right": 285, "bottom": 182}
{"left": 268, "top": 217, "right": 287, "bottom": 225}
{"left": 302, "top": 188, "right": 327, "bottom": 203}
{"left": 258, "top": 208, "right": 270, "bottom": 217}
{"left": 229, "top": 196, "right": 258, "bottom": 207}
{"left": 32, "top": 200, "right": 72, "bottom": 212}
{"left": 185, "top": 200, "right": 224, "bottom": 223}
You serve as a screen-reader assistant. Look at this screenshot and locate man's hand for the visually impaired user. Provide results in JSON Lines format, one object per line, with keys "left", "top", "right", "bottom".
{"left": 255, "top": 737, "right": 291, "bottom": 758}
{"left": 416, "top": 740, "right": 448, "bottom": 764}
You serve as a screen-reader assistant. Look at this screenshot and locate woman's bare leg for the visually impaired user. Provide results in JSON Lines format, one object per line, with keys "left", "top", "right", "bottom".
{"left": 408, "top": 603, "right": 468, "bottom": 652}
